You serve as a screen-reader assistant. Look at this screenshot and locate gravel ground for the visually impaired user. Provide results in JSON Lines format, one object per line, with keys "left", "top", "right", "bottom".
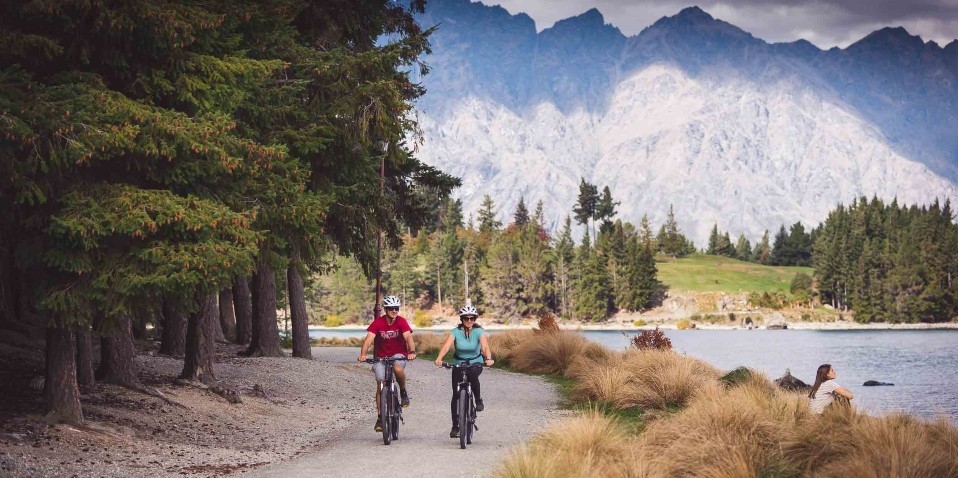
{"left": 248, "top": 347, "right": 562, "bottom": 478}
{"left": 0, "top": 344, "right": 561, "bottom": 478}
{"left": 0, "top": 344, "right": 389, "bottom": 477}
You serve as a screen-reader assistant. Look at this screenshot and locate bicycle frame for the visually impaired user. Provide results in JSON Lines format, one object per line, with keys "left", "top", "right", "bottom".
{"left": 367, "top": 357, "right": 405, "bottom": 445}
{"left": 442, "top": 362, "right": 484, "bottom": 449}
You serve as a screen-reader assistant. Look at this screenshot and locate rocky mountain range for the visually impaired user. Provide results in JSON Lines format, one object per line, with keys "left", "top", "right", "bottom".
{"left": 410, "top": 0, "right": 958, "bottom": 243}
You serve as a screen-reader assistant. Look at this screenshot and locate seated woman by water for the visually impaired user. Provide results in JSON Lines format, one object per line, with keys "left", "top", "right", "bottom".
{"left": 808, "top": 363, "right": 854, "bottom": 414}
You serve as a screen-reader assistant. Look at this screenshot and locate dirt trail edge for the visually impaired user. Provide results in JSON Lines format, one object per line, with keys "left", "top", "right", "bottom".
{"left": 248, "top": 347, "right": 561, "bottom": 478}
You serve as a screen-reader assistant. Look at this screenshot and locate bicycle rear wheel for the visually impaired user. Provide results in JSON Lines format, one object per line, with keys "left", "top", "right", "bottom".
{"left": 458, "top": 388, "right": 469, "bottom": 449}
{"left": 381, "top": 387, "right": 392, "bottom": 445}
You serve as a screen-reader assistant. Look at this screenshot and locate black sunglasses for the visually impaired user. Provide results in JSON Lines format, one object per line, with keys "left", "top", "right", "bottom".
{"left": 461, "top": 316, "right": 477, "bottom": 321}
{"left": 385, "top": 306, "right": 399, "bottom": 312}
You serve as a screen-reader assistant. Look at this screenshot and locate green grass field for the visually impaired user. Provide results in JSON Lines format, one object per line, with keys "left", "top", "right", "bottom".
{"left": 656, "top": 254, "right": 813, "bottom": 293}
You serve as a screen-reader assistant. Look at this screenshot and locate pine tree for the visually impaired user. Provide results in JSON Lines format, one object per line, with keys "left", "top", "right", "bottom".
{"left": 572, "top": 178, "right": 599, "bottom": 237}
{"left": 707, "top": 224, "right": 720, "bottom": 255}
{"left": 553, "top": 216, "right": 576, "bottom": 318}
{"left": 752, "top": 230, "right": 772, "bottom": 264}
{"left": 735, "top": 234, "right": 752, "bottom": 261}
{"left": 514, "top": 196, "right": 530, "bottom": 227}
{"left": 596, "top": 186, "right": 620, "bottom": 234}
{"left": 478, "top": 195, "right": 502, "bottom": 234}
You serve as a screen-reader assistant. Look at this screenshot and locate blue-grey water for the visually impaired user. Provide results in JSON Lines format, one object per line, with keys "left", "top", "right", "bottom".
{"left": 309, "top": 328, "right": 958, "bottom": 421}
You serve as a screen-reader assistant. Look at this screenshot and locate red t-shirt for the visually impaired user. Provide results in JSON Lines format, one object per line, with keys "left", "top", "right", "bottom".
{"left": 367, "top": 315, "right": 412, "bottom": 357}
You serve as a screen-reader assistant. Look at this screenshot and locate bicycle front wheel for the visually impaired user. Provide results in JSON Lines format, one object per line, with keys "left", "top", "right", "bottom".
{"left": 458, "top": 388, "right": 469, "bottom": 449}
{"left": 381, "top": 387, "right": 392, "bottom": 445}
{"left": 391, "top": 386, "right": 401, "bottom": 440}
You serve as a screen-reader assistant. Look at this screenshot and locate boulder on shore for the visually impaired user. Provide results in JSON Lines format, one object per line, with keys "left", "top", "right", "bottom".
{"left": 774, "top": 368, "right": 810, "bottom": 392}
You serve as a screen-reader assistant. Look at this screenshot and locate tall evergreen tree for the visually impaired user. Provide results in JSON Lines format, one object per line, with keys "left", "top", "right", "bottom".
{"left": 513, "top": 196, "right": 530, "bottom": 227}
{"left": 735, "top": 234, "right": 752, "bottom": 261}
{"left": 477, "top": 195, "right": 502, "bottom": 234}
{"left": 596, "top": 186, "right": 620, "bottom": 234}
{"left": 572, "top": 178, "right": 599, "bottom": 237}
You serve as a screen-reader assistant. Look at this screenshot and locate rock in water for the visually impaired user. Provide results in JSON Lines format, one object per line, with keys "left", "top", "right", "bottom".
{"left": 863, "top": 380, "right": 894, "bottom": 386}
{"left": 774, "top": 368, "right": 810, "bottom": 392}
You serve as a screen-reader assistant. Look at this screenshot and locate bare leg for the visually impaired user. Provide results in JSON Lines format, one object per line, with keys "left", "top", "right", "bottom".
{"left": 394, "top": 364, "right": 407, "bottom": 389}
{"left": 374, "top": 381, "right": 383, "bottom": 413}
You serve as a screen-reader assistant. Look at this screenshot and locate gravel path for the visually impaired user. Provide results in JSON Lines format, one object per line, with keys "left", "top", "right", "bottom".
{"left": 248, "top": 347, "right": 561, "bottom": 478}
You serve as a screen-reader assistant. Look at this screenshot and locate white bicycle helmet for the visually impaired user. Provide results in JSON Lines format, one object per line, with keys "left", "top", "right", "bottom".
{"left": 458, "top": 305, "right": 478, "bottom": 317}
{"left": 382, "top": 295, "right": 401, "bottom": 308}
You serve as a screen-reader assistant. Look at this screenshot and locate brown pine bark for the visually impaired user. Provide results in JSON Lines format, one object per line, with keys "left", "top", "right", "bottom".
{"left": 0, "top": 241, "right": 14, "bottom": 326}
{"left": 179, "top": 293, "right": 218, "bottom": 383}
{"left": 288, "top": 252, "right": 312, "bottom": 359}
{"left": 132, "top": 316, "right": 148, "bottom": 340}
{"left": 96, "top": 316, "right": 139, "bottom": 387}
{"left": 45, "top": 326, "right": 83, "bottom": 424}
{"left": 232, "top": 276, "right": 253, "bottom": 345}
{"left": 218, "top": 288, "right": 237, "bottom": 342}
{"left": 75, "top": 330, "right": 95, "bottom": 388}
{"left": 244, "top": 257, "right": 283, "bottom": 357}
{"left": 159, "top": 298, "right": 187, "bottom": 357}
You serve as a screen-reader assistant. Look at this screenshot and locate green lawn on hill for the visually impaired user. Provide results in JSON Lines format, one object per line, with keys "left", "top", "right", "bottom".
{"left": 656, "top": 254, "right": 813, "bottom": 293}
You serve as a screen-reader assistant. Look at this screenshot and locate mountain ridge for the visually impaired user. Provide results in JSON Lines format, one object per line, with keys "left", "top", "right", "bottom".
{"left": 411, "top": 1, "right": 958, "bottom": 243}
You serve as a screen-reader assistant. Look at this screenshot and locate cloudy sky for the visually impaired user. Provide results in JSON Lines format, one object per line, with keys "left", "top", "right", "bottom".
{"left": 484, "top": 0, "right": 958, "bottom": 48}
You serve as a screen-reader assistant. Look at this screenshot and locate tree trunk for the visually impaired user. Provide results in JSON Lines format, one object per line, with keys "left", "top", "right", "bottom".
{"left": 0, "top": 241, "right": 14, "bottom": 326}
{"left": 132, "top": 315, "right": 148, "bottom": 340}
{"left": 288, "top": 252, "right": 312, "bottom": 359}
{"left": 218, "top": 288, "right": 237, "bottom": 343}
{"left": 232, "top": 276, "right": 253, "bottom": 345}
{"left": 244, "top": 257, "right": 283, "bottom": 357}
{"left": 45, "top": 326, "right": 83, "bottom": 424}
{"left": 212, "top": 306, "right": 228, "bottom": 344}
{"left": 96, "top": 316, "right": 139, "bottom": 387}
{"left": 75, "top": 330, "right": 95, "bottom": 388}
{"left": 160, "top": 298, "right": 187, "bottom": 357}
{"left": 179, "top": 293, "right": 218, "bottom": 383}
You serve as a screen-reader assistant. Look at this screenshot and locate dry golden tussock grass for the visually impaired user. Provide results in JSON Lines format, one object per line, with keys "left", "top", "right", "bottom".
{"left": 487, "top": 329, "right": 534, "bottom": 365}
{"left": 569, "top": 349, "right": 722, "bottom": 411}
{"left": 783, "top": 407, "right": 958, "bottom": 477}
{"left": 412, "top": 332, "right": 446, "bottom": 355}
{"left": 510, "top": 331, "right": 609, "bottom": 375}
{"left": 494, "top": 411, "right": 643, "bottom": 478}
{"left": 498, "top": 330, "right": 958, "bottom": 477}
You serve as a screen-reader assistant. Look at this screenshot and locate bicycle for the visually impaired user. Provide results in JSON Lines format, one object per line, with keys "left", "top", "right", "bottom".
{"left": 365, "top": 357, "right": 407, "bottom": 445}
{"left": 442, "top": 361, "right": 486, "bottom": 449}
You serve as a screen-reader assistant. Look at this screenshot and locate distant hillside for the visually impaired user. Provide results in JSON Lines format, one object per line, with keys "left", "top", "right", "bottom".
{"left": 656, "top": 254, "right": 812, "bottom": 294}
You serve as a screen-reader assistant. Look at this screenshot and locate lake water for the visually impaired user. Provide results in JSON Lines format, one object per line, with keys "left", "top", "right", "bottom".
{"left": 309, "top": 328, "right": 958, "bottom": 421}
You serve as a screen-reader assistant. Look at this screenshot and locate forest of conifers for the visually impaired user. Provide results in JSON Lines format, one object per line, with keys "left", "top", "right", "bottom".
{"left": 0, "top": 0, "right": 456, "bottom": 424}
{"left": 313, "top": 184, "right": 958, "bottom": 327}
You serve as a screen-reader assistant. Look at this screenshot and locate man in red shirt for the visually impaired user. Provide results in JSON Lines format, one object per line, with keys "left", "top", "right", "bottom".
{"left": 358, "top": 295, "right": 417, "bottom": 432}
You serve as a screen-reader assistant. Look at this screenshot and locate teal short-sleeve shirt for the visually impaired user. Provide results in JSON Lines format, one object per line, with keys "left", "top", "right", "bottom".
{"left": 450, "top": 326, "right": 484, "bottom": 365}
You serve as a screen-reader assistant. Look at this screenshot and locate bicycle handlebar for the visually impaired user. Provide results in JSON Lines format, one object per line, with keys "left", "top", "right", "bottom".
{"left": 364, "top": 356, "right": 414, "bottom": 364}
{"left": 441, "top": 361, "right": 487, "bottom": 369}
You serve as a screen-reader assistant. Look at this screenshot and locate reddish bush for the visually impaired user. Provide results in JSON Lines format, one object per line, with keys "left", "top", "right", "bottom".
{"left": 631, "top": 328, "right": 672, "bottom": 350}
{"left": 536, "top": 314, "right": 560, "bottom": 334}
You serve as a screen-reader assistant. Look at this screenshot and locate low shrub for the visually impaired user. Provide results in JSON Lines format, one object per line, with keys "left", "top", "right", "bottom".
{"left": 676, "top": 318, "right": 693, "bottom": 330}
{"left": 630, "top": 328, "right": 672, "bottom": 350}
{"left": 412, "top": 309, "right": 433, "bottom": 328}
{"left": 323, "top": 314, "right": 345, "bottom": 327}
{"left": 535, "top": 314, "right": 560, "bottom": 334}
{"left": 633, "top": 319, "right": 647, "bottom": 327}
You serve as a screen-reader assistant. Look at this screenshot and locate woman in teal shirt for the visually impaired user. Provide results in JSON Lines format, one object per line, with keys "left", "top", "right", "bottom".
{"left": 434, "top": 304, "right": 495, "bottom": 438}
